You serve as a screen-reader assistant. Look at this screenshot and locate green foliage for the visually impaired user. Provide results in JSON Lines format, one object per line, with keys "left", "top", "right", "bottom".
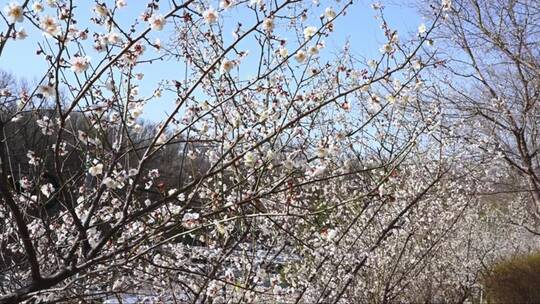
{"left": 484, "top": 252, "right": 540, "bottom": 304}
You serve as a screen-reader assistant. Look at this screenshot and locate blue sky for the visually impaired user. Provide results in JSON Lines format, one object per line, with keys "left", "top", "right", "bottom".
{"left": 0, "top": 0, "right": 424, "bottom": 121}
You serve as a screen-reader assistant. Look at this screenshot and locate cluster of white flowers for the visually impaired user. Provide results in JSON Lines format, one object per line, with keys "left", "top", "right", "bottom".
{"left": 182, "top": 212, "right": 200, "bottom": 228}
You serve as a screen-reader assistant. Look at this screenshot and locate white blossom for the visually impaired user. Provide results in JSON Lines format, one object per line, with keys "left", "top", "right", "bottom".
{"left": 294, "top": 50, "right": 307, "bottom": 63}
{"left": 325, "top": 7, "right": 337, "bottom": 20}
{"left": 32, "top": 1, "right": 44, "bottom": 13}
{"left": 36, "top": 116, "right": 54, "bottom": 135}
{"left": 220, "top": 59, "right": 235, "bottom": 74}
{"left": 262, "top": 18, "right": 274, "bottom": 32}
{"left": 40, "top": 15, "right": 60, "bottom": 36}
{"left": 40, "top": 183, "right": 55, "bottom": 198}
{"left": 4, "top": 2, "right": 24, "bottom": 23}
{"left": 149, "top": 14, "right": 166, "bottom": 31}
{"left": 94, "top": 4, "right": 107, "bottom": 17}
{"left": 303, "top": 26, "right": 317, "bottom": 40}
{"left": 203, "top": 7, "right": 218, "bottom": 24}
{"left": 89, "top": 163, "right": 104, "bottom": 177}
{"left": 418, "top": 23, "right": 427, "bottom": 34}
{"left": 116, "top": 0, "right": 127, "bottom": 8}
{"left": 70, "top": 56, "right": 90, "bottom": 73}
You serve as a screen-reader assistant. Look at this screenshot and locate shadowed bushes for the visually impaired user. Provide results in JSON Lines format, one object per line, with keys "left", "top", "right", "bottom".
{"left": 484, "top": 252, "right": 540, "bottom": 304}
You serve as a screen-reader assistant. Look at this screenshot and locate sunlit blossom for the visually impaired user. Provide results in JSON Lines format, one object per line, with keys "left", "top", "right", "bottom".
{"left": 149, "top": 14, "right": 166, "bottom": 31}
{"left": 220, "top": 59, "right": 235, "bottom": 74}
{"left": 16, "top": 28, "right": 27, "bottom": 40}
{"left": 279, "top": 47, "right": 288, "bottom": 58}
{"left": 220, "top": 0, "right": 234, "bottom": 10}
{"left": 116, "top": 0, "right": 127, "bottom": 8}
{"left": 107, "top": 31, "right": 121, "bottom": 44}
{"left": 40, "top": 183, "right": 55, "bottom": 198}
{"left": 418, "top": 23, "right": 427, "bottom": 34}
{"left": 294, "top": 50, "right": 307, "bottom": 63}
{"left": 325, "top": 7, "right": 337, "bottom": 20}
{"left": 89, "top": 163, "right": 104, "bottom": 177}
{"left": 4, "top": 2, "right": 24, "bottom": 23}
{"left": 303, "top": 26, "right": 317, "bottom": 40}
{"left": 94, "top": 4, "right": 107, "bottom": 17}
{"left": 32, "top": 1, "right": 44, "bottom": 13}
{"left": 70, "top": 56, "right": 90, "bottom": 73}
{"left": 40, "top": 15, "right": 60, "bottom": 36}
{"left": 262, "top": 18, "right": 274, "bottom": 32}
{"left": 203, "top": 7, "right": 218, "bottom": 24}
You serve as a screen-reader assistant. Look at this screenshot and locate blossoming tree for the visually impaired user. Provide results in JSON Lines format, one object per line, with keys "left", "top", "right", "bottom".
{"left": 0, "top": 0, "right": 516, "bottom": 303}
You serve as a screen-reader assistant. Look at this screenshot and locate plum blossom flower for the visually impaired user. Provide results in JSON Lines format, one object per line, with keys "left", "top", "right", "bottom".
{"left": 187, "top": 150, "right": 197, "bottom": 160}
{"left": 27, "top": 151, "right": 40, "bottom": 166}
{"left": 148, "top": 169, "right": 160, "bottom": 179}
{"left": 78, "top": 130, "right": 88, "bottom": 144}
{"left": 303, "top": 26, "right": 317, "bottom": 40}
{"left": 102, "top": 176, "right": 119, "bottom": 189}
{"left": 0, "top": 89, "right": 11, "bottom": 97}
{"left": 278, "top": 47, "right": 288, "bottom": 58}
{"left": 19, "top": 177, "right": 33, "bottom": 190}
{"left": 244, "top": 151, "right": 257, "bottom": 167}
{"left": 38, "top": 84, "right": 55, "bottom": 97}
{"left": 381, "top": 43, "right": 394, "bottom": 54}
{"left": 321, "top": 228, "right": 338, "bottom": 241}
{"left": 149, "top": 14, "right": 166, "bottom": 31}
{"left": 308, "top": 45, "right": 319, "bottom": 56}
{"left": 16, "top": 28, "right": 27, "bottom": 40}
{"left": 249, "top": 0, "right": 263, "bottom": 7}
{"left": 116, "top": 0, "right": 127, "bottom": 8}
{"left": 325, "top": 7, "right": 336, "bottom": 20}
{"left": 220, "top": 59, "right": 235, "bottom": 74}
{"left": 262, "top": 18, "right": 274, "bottom": 32}
{"left": 94, "top": 4, "right": 107, "bottom": 17}
{"left": 203, "top": 7, "right": 218, "bottom": 24}
{"left": 316, "top": 145, "right": 328, "bottom": 158}
{"left": 130, "top": 103, "right": 144, "bottom": 119}
{"left": 294, "top": 50, "right": 307, "bottom": 63}
{"left": 372, "top": 2, "right": 383, "bottom": 9}
{"left": 220, "top": 0, "right": 234, "bottom": 10}
{"left": 32, "top": 2, "right": 44, "bottom": 13}
{"left": 418, "top": 23, "right": 427, "bottom": 34}
{"left": 182, "top": 212, "right": 200, "bottom": 228}
{"left": 70, "top": 56, "right": 90, "bottom": 73}
{"left": 153, "top": 38, "right": 161, "bottom": 50}
{"left": 89, "top": 163, "right": 104, "bottom": 177}
{"left": 36, "top": 116, "right": 54, "bottom": 135}
{"left": 40, "top": 183, "right": 55, "bottom": 198}
{"left": 40, "top": 15, "right": 60, "bottom": 36}
{"left": 4, "top": 2, "right": 24, "bottom": 23}
{"left": 107, "top": 31, "right": 121, "bottom": 44}
{"left": 442, "top": 0, "right": 452, "bottom": 11}
{"left": 310, "top": 164, "right": 326, "bottom": 177}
